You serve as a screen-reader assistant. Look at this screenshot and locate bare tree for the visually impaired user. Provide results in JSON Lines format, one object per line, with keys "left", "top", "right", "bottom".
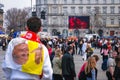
{"left": 4, "top": 8, "right": 30, "bottom": 32}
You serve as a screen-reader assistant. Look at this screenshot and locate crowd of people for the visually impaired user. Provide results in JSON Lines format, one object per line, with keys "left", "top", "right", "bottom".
{"left": 1, "top": 16, "right": 120, "bottom": 80}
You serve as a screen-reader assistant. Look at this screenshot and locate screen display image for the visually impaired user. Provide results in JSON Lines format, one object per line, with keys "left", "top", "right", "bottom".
{"left": 69, "top": 16, "right": 90, "bottom": 29}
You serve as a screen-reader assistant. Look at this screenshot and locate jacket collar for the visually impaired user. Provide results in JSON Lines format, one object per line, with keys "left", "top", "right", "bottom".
{"left": 21, "top": 31, "right": 40, "bottom": 43}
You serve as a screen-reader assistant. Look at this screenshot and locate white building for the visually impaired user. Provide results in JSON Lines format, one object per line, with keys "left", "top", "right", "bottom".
{"left": 36, "top": 0, "right": 120, "bottom": 38}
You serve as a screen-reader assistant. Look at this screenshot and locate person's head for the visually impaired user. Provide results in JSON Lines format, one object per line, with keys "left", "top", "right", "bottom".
{"left": 118, "top": 46, "right": 120, "bottom": 53}
{"left": 12, "top": 38, "right": 29, "bottom": 65}
{"left": 88, "top": 57, "right": 96, "bottom": 68}
{"left": 92, "top": 55, "right": 99, "bottom": 62}
{"left": 55, "top": 49, "right": 62, "bottom": 57}
{"left": 115, "top": 55, "right": 120, "bottom": 67}
{"left": 54, "top": 44, "right": 60, "bottom": 50}
{"left": 102, "top": 44, "right": 107, "bottom": 49}
{"left": 68, "top": 41, "right": 74, "bottom": 46}
{"left": 27, "top": 17, "right": 41, "bottom": 33}
{"left": 85, "top": 57, "right": 96, "bottom": 74}
{"left": 87, "top": 44, "right": 91, "bottom": 48}
{"left": 111, "top": 50, "right": 117, "bottom": 58}
{"left": 67, "top": 46, "right": 73, "bottom": 54}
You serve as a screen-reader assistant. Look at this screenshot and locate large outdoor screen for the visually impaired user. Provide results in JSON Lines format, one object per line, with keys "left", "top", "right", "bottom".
{"left": 69, "top": 16, "right": 90, "bottom": 29}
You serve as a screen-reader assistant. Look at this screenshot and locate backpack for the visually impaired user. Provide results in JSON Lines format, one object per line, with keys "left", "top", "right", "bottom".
{"left": 101, "top": 59, "right": 108, "bottom": 71}
{"left": 78, "top": 70, "right": 86, "bottom": 80}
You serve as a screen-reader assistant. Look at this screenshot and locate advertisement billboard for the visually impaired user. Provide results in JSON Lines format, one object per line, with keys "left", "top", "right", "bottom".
{"left": 69, "top": 16, "right": 90, "bottom": 29}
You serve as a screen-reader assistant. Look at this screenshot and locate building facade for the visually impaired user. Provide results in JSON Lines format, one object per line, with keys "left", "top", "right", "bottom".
{"left": 36, "top": 0, "right": 120, "bottom": 38}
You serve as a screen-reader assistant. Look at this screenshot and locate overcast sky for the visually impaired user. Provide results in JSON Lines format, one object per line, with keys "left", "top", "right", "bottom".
{"left": 1, "top": 0, "right": 35, "bottom": 12}
{"left": 1, "top": 0, "right": 36, "bottom": 28}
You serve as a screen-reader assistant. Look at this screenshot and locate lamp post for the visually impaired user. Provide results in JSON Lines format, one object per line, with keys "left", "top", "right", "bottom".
{"left": 31, "top": 0, "right": 32, "bottom": 11}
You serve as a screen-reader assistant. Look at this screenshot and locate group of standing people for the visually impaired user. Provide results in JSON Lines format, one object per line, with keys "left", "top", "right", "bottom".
{"left": 106, "top": 49, "right": 120, "bottom": 80}
{"left": 2, "top": 17, "right": 53, "bottom": 80}
{"left": 99, "top": 37, "right": 120, "bottom": 80}
{"left": 78, "top": 39, "right": 94, "bottom": 61}
{"left": 2, "top": 16, "right": 76, "bottom": 80}
{"left": 50, "top": 43, "right": 76, "bottom": 80}
{"left": 2, "top": 16, "right": 120, "bottom": 80}
{"left": 78, "top": 55, "right": 99, "bottom": 80}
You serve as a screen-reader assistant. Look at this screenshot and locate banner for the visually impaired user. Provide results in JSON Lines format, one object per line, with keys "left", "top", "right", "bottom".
{"left": 69, "top": 16, "right": 90, "bottom": 29}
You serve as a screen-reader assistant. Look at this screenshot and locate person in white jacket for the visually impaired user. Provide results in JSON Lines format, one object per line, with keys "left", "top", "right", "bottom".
{"left": 82, "top": 41, "right": 87, "bottom": 61}
{"left": 2, "top": 17, "right": 53, "bottom": 80}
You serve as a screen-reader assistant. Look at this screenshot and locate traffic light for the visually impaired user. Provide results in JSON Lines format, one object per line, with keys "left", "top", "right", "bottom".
{"left": 41, "top": 10, "right": 46, "bottom": 19}
{"left": 32, "top": 11, "right": 37, "bottom": 16}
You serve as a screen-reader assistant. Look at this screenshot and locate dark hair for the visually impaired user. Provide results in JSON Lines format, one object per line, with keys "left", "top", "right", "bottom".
{"left": 67, "top": 46, "right": 73, "bottom": 52}
{"left": 115, "top": 55, "right": 120, "bottom": 67}
{"left": 27, "top": 17, "right": 41, "bottom": 33}
{"left": 102, "top": 44, "right": 107, "bottom": 49}
{"left": 92, "top": 55, "right": 99, "bottom": 62}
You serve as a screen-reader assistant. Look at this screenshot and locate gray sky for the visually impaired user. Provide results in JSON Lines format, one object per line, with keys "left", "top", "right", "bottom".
{"left": 1, "top": 0, "right": 35, "bottom": 12}
{"left": 1, "top": 0, "right": 35, "bottom": 28}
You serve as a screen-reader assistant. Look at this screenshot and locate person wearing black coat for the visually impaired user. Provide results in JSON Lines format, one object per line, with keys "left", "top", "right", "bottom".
{"left": 62, "top": 46, "right": 76, "bottom": 80}
{"left": 113, "top": 55, "right": 120, "bottom": 80}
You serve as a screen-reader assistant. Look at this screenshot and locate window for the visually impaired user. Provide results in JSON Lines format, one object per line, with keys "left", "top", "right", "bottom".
{"left": 72, "top": 0, "right": 75, "bottom": 4}
{"left": 94, "top": 7, "right": 99, "bottom": 14}
{"left": 53, "top": 0, "right": 57, "bottom": 4}
{"left": 63, "top": 7, "right": 68, "bottom": 14}
{"left": 52, "top": 17, "right": 58, "bottom": 24}
{"left": 52, "top": 7, "right": 58, "bottom": 13}
{"left": 111, "top": 19, "right": 114, "bottom": 24}
{"left": 103, "top": 19, "right": 106, "bottom": 25}
{"left": 71, "top": 7, "right": 75, "bottom": 14}
{"left": 87, "top": 0, "right": 90, "bottom": 4}
{"left": 86, "top": 7, "right": 91, "bottom": 13}
{"left": 110, "top": 7, "right": 114, "bottom": 14}
{"left": 119, "top": 19, "right": 120, "bottom": 25}
{"left": 44, "top": 0, "right": 47, "bottom": 4}
{"left": 95, "top": 0, "right": 99, "bottom": 4}
{"left": 79, "top": 7, "right": 83, "bottom": 14}
{"left": 64, "top": 0, "right": 67, "bottom": 4}
{"left": 63, "top": 17, "right": 67, "bottom": 25}
{"left": 36, "top": 0, "right": 40, "bottom": 4}
{"left": 39, "top": 8, "right": 41, "bottom": 15}
{"left": 106, "top": 32, "right": 108, "bottom": 34}
{"left": 118, "top": 7, "right": 120, "bottom": 13}
{"left": 80, "top": 0, "right": 83, "bottom": 4}
{"left": 111, "top": 0, "right": 114, "bottom": 4}
{"left": 103, "top": 0, "right": 106, "bottom": 4}
{"left": 103, "top": 7, "right": 107, "bottom": 14}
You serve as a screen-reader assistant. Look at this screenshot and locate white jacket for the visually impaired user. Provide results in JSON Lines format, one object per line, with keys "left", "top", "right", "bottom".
{"left": 2, "top": 37, "right": 53, "bottom": 80}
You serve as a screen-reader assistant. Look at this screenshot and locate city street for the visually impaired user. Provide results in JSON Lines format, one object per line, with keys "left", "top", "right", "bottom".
{"left": 0, "top": 48, "right": 107, "bottom": 80}
{"left": 0, "top": 49, "right": 6, "bottom": 80}
{"left": 0, "top": 0, "right": 119, "bottom": 79}
{"left": 74, "top": 48, "right": 107, "bottom": 80}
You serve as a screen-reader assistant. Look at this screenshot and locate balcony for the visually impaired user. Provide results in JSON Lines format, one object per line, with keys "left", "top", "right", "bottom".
{"left": 47, "top": 24, "right": 65, "bottom": 27}
{"left": 47, "top": 13, "right": 64, "bottom": 16}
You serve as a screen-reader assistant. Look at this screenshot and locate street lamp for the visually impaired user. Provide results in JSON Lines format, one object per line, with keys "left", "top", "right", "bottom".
{"left": 31, "top": 0, "right": 32, "bottom": 11}
{"left": 31, "top": 0, "right": 37, "bottom": 17}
